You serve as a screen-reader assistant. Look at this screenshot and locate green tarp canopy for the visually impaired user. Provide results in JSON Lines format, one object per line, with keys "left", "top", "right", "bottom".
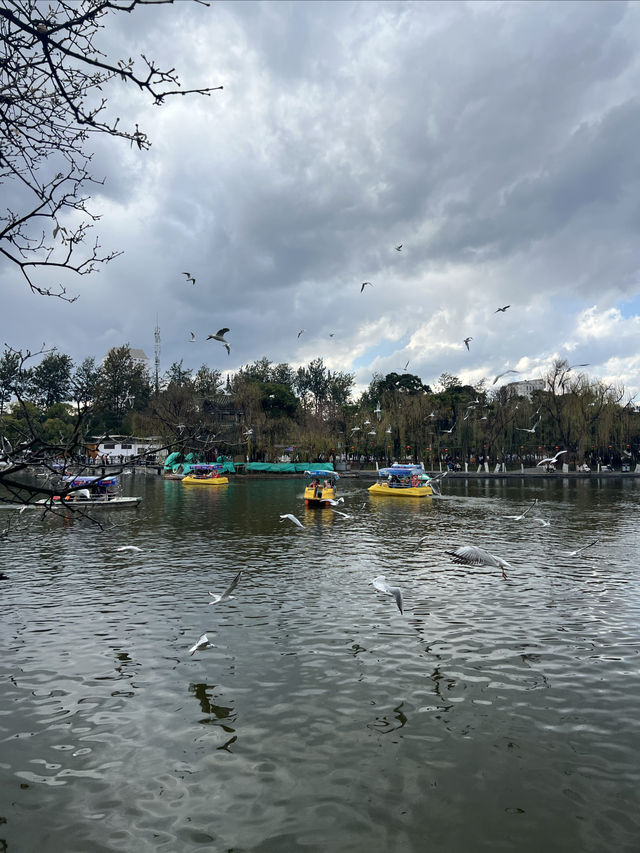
{"left": 241, "top": 462, "right": 334, "bottom": 473}
{"left": 164, "top": 451, "right": 182, "bottom": 470}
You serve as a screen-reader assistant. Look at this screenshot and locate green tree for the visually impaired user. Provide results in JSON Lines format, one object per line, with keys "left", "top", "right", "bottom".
{"left": 0, "top": 349, "right": 21, "bottom": 416}
{"left": 28, "top": 352, "right": 73, "bottom": 408}
{"left": 193, "top": 365, "right": 223, "bottom": 399}
{"left": 164, "top": 360, "right": 192, "bottom": 389}
{"left": 94, "top": 345, "right": 151, "bottom": 431}
{"left": 70, "top": 357, "right": 99, "bottom": 408}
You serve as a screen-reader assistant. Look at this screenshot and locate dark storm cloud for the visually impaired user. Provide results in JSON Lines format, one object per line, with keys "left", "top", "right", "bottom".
{"left": 2, "top": 0, "right": 640, "bottom": 396}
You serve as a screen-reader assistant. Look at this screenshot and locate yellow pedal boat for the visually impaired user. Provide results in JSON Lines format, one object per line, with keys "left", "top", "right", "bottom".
{"left": 303, "top": 469, "right": 339, "bottom": 506}
{"left": 182, "top": 463, "right": 229, "bottom": 486}
{"left": 368, "top": 465, "right": 435, "bottom": 497}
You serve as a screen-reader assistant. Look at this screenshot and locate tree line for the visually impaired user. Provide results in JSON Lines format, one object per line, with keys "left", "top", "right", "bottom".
{"left": 1, "top": 345, "right": 639, "bottom": 470}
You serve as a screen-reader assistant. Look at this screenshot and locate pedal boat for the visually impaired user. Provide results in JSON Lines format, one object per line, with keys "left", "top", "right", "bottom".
{"left": 303, "top": 469, "right": 339, "bottom": 506}
{"left": 36, "top": 475, "right": 142, "bottom": 508}
{"left": 181, "top": 463, "right": 229, "bottom": 486}
{"left": 368, "top": 465, "right": 435, "bottom": 498}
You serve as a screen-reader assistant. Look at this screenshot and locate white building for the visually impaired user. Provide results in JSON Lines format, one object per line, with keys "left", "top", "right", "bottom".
{"left": 89, "top": 435, "right": 164, "bottom": 461}
{"left": 506, "top": 378, "right": 545, "bottom": 400}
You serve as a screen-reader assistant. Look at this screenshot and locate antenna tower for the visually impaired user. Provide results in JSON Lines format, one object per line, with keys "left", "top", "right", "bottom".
{"left": 154, "top": 315, "right": 161, "bottom": 395}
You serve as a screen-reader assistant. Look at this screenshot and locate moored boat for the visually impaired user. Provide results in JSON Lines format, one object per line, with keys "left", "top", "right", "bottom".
{"left": 368, "top": 464, "right": 435, "bottom": 498}
{"left": 35, "top": 474, "right": 142, "bottom": 508}
{"left": 181, "top": 463, "right": 229, "bottom": 486}
{"left": 304, "top": 469, "right": 339, "bottom": 506}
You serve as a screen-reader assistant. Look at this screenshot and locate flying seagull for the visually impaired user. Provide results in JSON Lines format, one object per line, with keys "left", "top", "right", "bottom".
{"left": 325, "top": 497, "right": 344, "bottom": 506}
{"left": 464, "top": 337, "right": 472, "bottom": 350}
{"left": 441, "top": 423, "right": 456, "bottom": 433}
{"left": 331, "top": 509, "right": 352, "bottom": 519}
{"left": 297, "top": 329, "right": 305, "bottom": 339}
{"left": 503, "top": 498, "right": 538, "bottom": 520}
{"left": 445, "top": 545, "right": 511, "bottom": 579}
{"left": 116, "top": 545, "right": 143, "bottom": 552}
{"left": 564, "top": 539, "right": 599, "bottom": 557}
{"left": 207, "top": 328, "right": 230, "bottom": 355}
{"left": 517, "top": 418, "right": 541, "bottom": 434}
{"left": 395, "top": 244, "right": 403, "bottom": 252}
{"left": 182, "top": 272, "right": 196, "bottom": 285}
{"left": 494, "top": 305, "right": 510, "bottom": 313}
{"left": 360, "top": 281, "right": 373, "bottom": 293}
{"left": 189, "top": 633, "right": 215, "bottom": 656}
{"left": 209, "top": 570, "right": 242, "bottom": 605}
{"left": 537, "top": 449, "right": 567, "bottom": 467}
{"left": 370, "top": 575, "right": 403, "bottom": 614}
{"left": 280, "top": 513, "right": 304, "bottom": 528}
{"left": 374, "top": 401, "right": 382, "bottom": 420}
{"left": 492, "top": 369, "right": 521, "bottom": 385}
{"left": 188, "top": 331, "right": 196, "bottom": 342}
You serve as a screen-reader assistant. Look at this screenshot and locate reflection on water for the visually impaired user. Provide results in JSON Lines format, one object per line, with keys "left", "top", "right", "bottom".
{"left": 2, "top": 474, "right": 640, "bottom": 851}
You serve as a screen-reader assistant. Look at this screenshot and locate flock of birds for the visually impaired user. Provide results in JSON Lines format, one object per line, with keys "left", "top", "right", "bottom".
{"left": 178, "top": 487, "right": 600, "bottom": 652}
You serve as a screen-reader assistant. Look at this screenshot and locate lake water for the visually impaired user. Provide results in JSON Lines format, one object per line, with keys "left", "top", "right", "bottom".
{"left": 2, "top": 473, "right": 640, "bottom": 852}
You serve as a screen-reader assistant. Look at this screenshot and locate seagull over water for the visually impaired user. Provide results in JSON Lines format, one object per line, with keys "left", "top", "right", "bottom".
{"left": 370, "top": 576, "right": 403, "bottom": 614}
{"left": 280, "top": 513, "right": 304, "bottom": 528}
{"left": 189, "top": 633, "right": 215, "bottom": 656}
{"left": 537, "top": 449, "right": 567, "bottom": 467}
{"left": 331, "top": 509, "right": 352, "bottom": 519}
{"left": 504, "top": 498, "right": 538, "bottom": 520}
{"left": 445, "top": 545, "right": 511, "bottom": 579}
{"left": 493, "top": 369, "right": 521, "bottom": 385}
{"left": 209, "top": 570, "right": 242, "bottom": 605}
{"left": 325, "top": 497, "right": 344, "bottom": 506}
{"left": 564, "top": 539, "right": 599, "bottom": 557}
{"left": 116, "top": 545, "right": 143, "bottom": 552}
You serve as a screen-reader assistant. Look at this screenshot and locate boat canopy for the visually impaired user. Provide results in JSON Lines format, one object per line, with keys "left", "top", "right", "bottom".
{"left": 190, "top": 463, "right": 223, "bottom": 472}
{"left": 378, "top": 466, "right": 423, "bottom": 477}
{"left": 305, "top": 469, "right": 339, "bottom": 480}
{"left": 63, "top": 475, "right": 118, "bottom": 487}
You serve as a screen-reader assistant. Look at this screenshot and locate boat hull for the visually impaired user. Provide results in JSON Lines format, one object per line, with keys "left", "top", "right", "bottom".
{"left": 368, "top": 482, "right": 433, "bottom": 498}
{"left": 304, "top": 485, "right": 337, "bottom": 505}
{"left": 182, "top": 476, "right": 229, "bottom": 486}
{"left": 35, "top": 496, "right": 142, "bottom": 508}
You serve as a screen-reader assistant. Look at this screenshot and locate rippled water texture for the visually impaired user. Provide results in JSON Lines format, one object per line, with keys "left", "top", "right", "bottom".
{"left": 2, "top": 474, "right": 640, "bottom": 851}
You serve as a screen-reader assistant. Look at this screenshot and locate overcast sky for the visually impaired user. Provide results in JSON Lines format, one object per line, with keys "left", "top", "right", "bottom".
{"left": 3, "top": 0, "right": 640, "bottom": 399}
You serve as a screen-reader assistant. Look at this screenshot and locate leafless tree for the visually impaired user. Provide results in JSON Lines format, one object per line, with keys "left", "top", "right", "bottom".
{"left": 0, "top": 0, "right": 221, "bottom": 299}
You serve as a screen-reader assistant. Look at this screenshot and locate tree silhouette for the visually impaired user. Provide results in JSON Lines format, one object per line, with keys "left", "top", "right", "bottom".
{"left": 0, "top": 0, "right": 220, "bottom": 299}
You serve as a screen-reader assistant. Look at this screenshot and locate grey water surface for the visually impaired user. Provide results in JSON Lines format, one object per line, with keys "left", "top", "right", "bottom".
{"left": 1, "top": 474, "right": 640, "bottom": 852}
